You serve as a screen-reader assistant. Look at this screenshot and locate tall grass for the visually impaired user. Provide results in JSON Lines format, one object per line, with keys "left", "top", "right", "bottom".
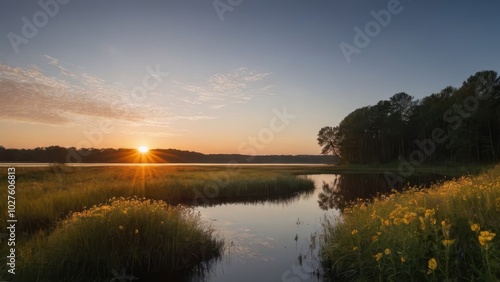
{"left": 321, "top": 165, "right": 500, "bottom": 281}
{"left": 17, "top": 197, "right": 224, "bottom": 281}
{"left": 0, "top": 166, "right": 314, "bottom": 234}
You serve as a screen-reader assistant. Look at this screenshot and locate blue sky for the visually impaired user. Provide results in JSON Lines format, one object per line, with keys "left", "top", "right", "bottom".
{"left": 1, "top": 0, "right": 499, "bottom": 155}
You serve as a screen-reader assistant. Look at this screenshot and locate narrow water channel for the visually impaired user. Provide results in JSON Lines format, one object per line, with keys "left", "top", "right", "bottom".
{"left": 195, "top": 175, "right": 340, "bottom": 282}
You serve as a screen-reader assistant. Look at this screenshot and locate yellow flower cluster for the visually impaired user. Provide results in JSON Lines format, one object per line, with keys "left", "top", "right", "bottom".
{"left": 478, "top": 231, "right": 496, "bottom": 249}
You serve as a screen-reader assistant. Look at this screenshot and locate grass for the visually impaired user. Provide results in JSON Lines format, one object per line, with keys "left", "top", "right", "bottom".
{"left": 17, "top": 197, "right": 224, "bottom": 281}
{"left": 0, "top": 165, "right": 314, "bottom": 234}
{"left": 321, "top": 164, "right": 500, "bottom": 281}
{"left": 0, "top": 165, "right": 315, "bottom": 280}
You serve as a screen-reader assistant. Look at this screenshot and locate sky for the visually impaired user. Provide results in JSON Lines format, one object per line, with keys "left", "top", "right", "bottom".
{"left": 0, "top": 0, "right": 499, "bottom": 155}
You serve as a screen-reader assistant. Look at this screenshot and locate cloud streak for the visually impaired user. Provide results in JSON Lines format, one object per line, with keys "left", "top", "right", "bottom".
{"left": 176, "top": 67, "right": 274, "bottom": 106}
{"left": 0, "top": 59, "right": 272, "bottom": 138}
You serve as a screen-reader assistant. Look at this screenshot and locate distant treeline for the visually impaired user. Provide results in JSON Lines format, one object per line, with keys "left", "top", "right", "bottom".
{"left": 0, "top": 146, "right": 336, "bottom": 164}
{"left": 318, "top": 70, "right": 500, "bottom": 164}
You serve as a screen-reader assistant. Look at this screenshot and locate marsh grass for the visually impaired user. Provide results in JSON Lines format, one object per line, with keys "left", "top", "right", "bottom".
{"left": 0, "top": 166, "right": 314, "bottom": 234}
{"left": 322, "top": 165, "right": 500, "bottom": 281}
{"left": 0, "top": 165, "right": 314, "bottom": 280}
{"left": 18, "top": 197, "right": 224, "bottom": 281}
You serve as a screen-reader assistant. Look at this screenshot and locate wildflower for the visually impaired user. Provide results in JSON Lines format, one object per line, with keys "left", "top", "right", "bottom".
{"left": 373, "top": 252, "right": 383, "bottom": 262}
{"left": 470, "top": 223, "right": 480, "bottom": 232}
{"left": 424, "top": 209, "right": 435, "bottom": 218}
{"left": 428, "top": 258, "right": 437, "bottom": 271}
{"left": 429, "top": 217, "right": 436, "bottom": 225}
{"left": 408, "top": 199, "right": 417, "bottom": 206}
{"left": 403, "top": 212, "right": 417, "bottom": 224}
{"left": 478, "top": 231, "right": 496, "bottom": 249}
{"left": 393, "top": 218, "right": 402, "bottom": 225}
{"left": 442, "top": 239, "right": 456, "bottom": 247}
{"left": 135, "top": 229, "right": 139, "bottom": 234}
{"left": 384, "top": 248, "right": 391, "bottom": 255}
{"left": 400, "top": 256, "right": 406, "bottom": 263}
{"left": 119, "top": 225, "right": 124, "bottom": 230}
{"left": 351, "top": 230, "right": 358, "bottom": 235}
{"left": 383, "top": 219, "right": 391, "bottom": 227}
{"left": 441, "top": 220, "right": 452, "bottom": 237}
{"left": 419, "top": 216, "right": 426, "bottom": 231}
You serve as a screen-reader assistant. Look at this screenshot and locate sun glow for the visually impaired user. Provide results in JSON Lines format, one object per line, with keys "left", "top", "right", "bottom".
{"left": 138, "top": 146, "right": 149, "bottom": 154}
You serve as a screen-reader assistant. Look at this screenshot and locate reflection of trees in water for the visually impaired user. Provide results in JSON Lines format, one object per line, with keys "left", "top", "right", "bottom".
{"left": 318, "top": 177, "right": 345, "bottom": 211}
{"left": 318, "top": 174, "right": 443, "bottom": 211}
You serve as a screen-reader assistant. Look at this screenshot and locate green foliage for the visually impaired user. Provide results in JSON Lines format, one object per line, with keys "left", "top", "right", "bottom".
{"left": 322, "top": 165, "right": 500, "bottom": 281}
{"left": 18, "top": 197, "right": 224, "bottom": 281}
{"left": 321, "top": 70, "right": 500, "bottom": 164}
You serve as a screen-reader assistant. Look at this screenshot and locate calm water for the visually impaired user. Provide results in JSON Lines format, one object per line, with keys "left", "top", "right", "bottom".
{"left": 190, "top": 173, "right": 444, "bottom": 282}
{"left": 194, "top": 175, "right": 338, "bottom": 282}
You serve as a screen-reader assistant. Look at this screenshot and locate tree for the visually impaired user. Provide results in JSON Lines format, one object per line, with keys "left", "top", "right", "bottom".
{"left": 317, "top": 126, "right": 341, "bottom": 159}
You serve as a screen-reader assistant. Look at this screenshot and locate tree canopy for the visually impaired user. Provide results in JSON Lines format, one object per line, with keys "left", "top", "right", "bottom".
{"left": 319, "top": 70, "right": 500, "bottom": 164}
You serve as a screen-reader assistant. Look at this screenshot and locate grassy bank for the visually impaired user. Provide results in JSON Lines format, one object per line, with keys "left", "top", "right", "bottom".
{"left": 321, "top": 165, "right": 500, "bottom": 281}
{"left": 0, "top": 165, "right": 314, "bottom": 280}
{"left": 18, "top": 198, "right": 224, "bottom": 281}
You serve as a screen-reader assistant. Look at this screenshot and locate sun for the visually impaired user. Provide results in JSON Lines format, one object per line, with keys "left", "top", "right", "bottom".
{"left": 138, "top": 146, "right": 149, "bottom": 154}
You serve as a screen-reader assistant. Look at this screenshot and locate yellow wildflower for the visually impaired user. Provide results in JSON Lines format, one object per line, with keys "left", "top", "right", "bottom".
{"left": 400, "top": 256, "right": 406, "bottom": 263}
{"left": 373, "top": 252, "right": 383, "bottom": 262}
{"left": 441, "top": 220, "right": 452, "bottom": 237}
{"left": 478, "top": 231, "right": 496, "bottom": 249}
{"left": 383, "top": 219, "right": 391, "bottom": 227}
{"left": 419, "top": 216, "right": 425, "bottom": 231}
{"left": 119, "top": 225, "right": 124, "bottom": 230}
{"left": 470, "top": 223, "right": 480, "bottom": 232}
{"left": 424, "top": 209, "right": 435, "bottom": 218}
{"left": 351, "top": 230, "right": 358, "bottom": 235}
{"left": 393, "top": 218, "right": 402, "bottom": 225}
{"left": 428, "top": 258, "right": 437, "bottom": 271}
{"left": 384, "top": 248, "right": 391, "bottom": 255}
{"left": 403, "top": 212, "right": 417, "bottom": 224}
{"left": 442, "top": 239, "right": 456, "bottom": 247}
{"left": 135, "top": 229, "right": 139, "bottom": 234}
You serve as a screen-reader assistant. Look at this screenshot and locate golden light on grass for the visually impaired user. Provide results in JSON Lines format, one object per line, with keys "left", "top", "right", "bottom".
{"left": 138, "top": 146, "right": 149, "bottom": 154}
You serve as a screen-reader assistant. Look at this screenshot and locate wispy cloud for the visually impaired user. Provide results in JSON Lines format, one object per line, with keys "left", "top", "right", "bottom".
{"left": 0, "top": 57, "right": 209, "bottom": 136}
{"left": 0, "top": 58, "right": 272, "bottom": 138}
{"left": 176, "top": 67, "right": 274, "bottom": 106}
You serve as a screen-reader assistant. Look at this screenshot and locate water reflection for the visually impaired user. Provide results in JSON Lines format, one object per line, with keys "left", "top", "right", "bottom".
{"left": 317, "top": 173, "right": 445, "bottom": 211}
